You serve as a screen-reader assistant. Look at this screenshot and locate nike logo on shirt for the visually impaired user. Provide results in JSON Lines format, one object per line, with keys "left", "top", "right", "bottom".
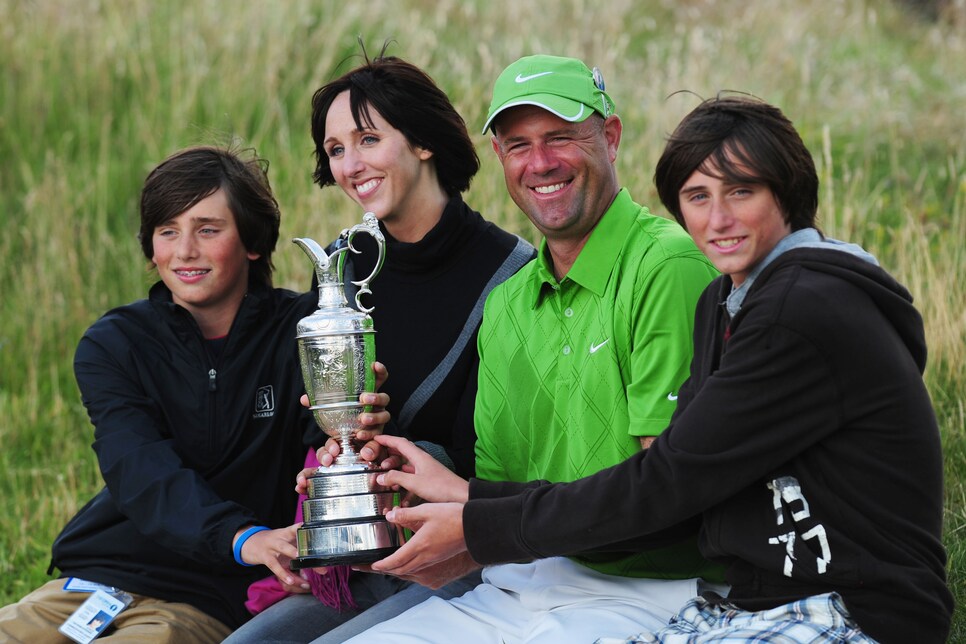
{"left": 589, "top": 340, "right": 609, "bottom": 354}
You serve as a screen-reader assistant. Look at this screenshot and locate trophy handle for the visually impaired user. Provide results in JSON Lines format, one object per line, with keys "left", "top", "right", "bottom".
{"left": 340, "top": 212, "right": 386, "bottom": 314}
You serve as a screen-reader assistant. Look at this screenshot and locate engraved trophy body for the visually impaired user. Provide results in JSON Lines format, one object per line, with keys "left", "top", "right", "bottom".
{"left": 291, "top": 213, "right": 402, "bottom": 568}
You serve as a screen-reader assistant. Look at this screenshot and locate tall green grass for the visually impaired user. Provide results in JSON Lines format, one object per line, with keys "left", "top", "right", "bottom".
{"left": 2, "top": 0, "right": 964, "bottom": 637}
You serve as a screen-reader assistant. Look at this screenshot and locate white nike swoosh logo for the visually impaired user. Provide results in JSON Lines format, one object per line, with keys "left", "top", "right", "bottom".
{"left": 589, "top": 339, "right": 609, "bottom": 354}
{"left": 667, "top": 392, "right": 678, "bottom": 401}
{"left": 515, "top": 71, "right": 553, "bottom": 83}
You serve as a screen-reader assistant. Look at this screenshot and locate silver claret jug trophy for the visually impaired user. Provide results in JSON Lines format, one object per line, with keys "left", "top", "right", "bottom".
{"left": 291, "top": 212, "right": 402, "bottom": 568}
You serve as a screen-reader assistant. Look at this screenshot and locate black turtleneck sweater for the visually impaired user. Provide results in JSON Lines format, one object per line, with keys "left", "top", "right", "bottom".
{"left": 336, "top": 195, "right": 534, "bottom": 477}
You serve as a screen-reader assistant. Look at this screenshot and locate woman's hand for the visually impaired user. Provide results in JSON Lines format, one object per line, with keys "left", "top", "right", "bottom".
{"left": 306, "top": 362, "right": 392, "bottom": 466}
{"left": 295, "top": 467, "right": 318, "bottom": 495}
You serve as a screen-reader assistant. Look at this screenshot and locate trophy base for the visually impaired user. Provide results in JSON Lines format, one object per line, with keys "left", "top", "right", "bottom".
{"left": 294, "top": 517, "right": 403, "bottom": 571}
{"left": 290, "top": 546, "right": 401, "bottom": 570}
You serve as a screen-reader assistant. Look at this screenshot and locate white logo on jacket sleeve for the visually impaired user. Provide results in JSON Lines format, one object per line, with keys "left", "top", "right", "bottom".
{"left": 253, "top": 385, "right": 275, "bottom": 418}
{"left": 766, "top": 476, "right": 831, "bottom": 577}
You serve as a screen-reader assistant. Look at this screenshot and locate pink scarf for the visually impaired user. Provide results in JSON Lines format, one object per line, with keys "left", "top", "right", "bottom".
{"left": 244, "top": 449, "right": 356, "bottom": 614}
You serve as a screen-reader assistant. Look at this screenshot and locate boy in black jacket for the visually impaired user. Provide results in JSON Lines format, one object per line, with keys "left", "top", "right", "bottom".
{"left": 0, "top": 146, "right": 388, "bottom": 642}
{"left": 357, "top": 97, "right": 952, "bottom": 643}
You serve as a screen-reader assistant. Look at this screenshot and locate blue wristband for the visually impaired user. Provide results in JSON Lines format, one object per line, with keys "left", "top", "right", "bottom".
{"left": 233, "top": 526, "right": 270, "bottom": 566}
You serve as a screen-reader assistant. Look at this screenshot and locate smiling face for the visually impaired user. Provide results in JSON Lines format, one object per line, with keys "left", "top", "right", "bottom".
{"left": 491, "top": 105, "right": 621, "bottom": 247}
{"left": 151, "top": 189, "right": 258, "bottom": 336}
{"left": 679, "top": 159, "right": 791, "bottom": 286}
{"left": 322, "top": 91, "right": 445, "bottom": 241}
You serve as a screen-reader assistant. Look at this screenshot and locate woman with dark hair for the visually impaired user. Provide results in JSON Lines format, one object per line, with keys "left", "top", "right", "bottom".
{"left": 307, "top": 50, "right": 534, "bottom": 478}
{"left": 224, "top": 48, "right": 534, "bottom": 643}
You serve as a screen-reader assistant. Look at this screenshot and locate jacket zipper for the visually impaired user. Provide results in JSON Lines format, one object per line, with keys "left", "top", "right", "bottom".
{"left": 206, "top": 295, "right": 248, "bottom": 453}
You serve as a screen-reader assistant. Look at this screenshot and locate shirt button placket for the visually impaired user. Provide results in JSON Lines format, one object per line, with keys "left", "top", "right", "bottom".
{"left": 561, "top": 295, "right": 575, "bottom": 359}
{"left": 563, "top": 306, "right": 575, "bottom": 355}
{"left": 554, "top": 287, "right": 573, "bottom": 358}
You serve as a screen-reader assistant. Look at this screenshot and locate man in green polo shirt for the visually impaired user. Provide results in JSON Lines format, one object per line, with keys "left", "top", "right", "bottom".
{"left": 347, "top": 55, "right": 723, "bottom": 643}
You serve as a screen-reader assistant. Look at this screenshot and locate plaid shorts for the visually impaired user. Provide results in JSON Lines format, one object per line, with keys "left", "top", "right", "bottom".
{"left": 595, "top": 592, "right": 877, "bottom": 643}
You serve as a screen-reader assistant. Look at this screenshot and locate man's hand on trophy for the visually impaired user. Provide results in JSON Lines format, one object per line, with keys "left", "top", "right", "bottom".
{"left": 233, "top": 524, "right": 308, "bottom": 591}
{"left": 372, "top": 435, "right": 469, "bottom": 505}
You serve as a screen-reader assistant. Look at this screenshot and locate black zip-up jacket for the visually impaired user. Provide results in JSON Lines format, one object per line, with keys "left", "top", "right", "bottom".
{"left": 464, "top": 248, "right": 952, "bottom": 643}
{"left": 51, "top": 280, "right": 320, "bottom": 629}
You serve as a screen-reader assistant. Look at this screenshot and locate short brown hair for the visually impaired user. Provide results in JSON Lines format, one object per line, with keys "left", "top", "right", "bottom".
{"left": 139, "top": 146, "right": 280, "bottom": 287}
{"left": 655, "top": 96, "right": 819, "bottom": 232}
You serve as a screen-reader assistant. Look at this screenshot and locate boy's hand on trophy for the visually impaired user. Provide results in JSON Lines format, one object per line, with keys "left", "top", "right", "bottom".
{"left": 278, "top": 571, "right": 313, "bottom": 595}
{"left": 369, "top": 502, "right": 470, "bottom": 580}
{"left": 233, "top": 524, "right": 305, "bottom": 590}
{"left": 356, "top": 550, "right": 479, "bottom": 589}
{"left": 373, "top": 435, "right": 469, "bottom": 504}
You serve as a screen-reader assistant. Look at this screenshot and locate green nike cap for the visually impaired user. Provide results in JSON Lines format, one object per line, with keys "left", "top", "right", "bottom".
{"left": 482, "top": 54, "right": 616, "bottom": 134}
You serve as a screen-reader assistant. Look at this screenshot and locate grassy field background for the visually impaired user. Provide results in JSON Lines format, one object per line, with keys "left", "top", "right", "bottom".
{"left": 1, "top": 0, "right": 964, "bottom": 638}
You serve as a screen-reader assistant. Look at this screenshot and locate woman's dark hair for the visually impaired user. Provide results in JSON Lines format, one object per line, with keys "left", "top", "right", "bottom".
{"left": 654, "top": 95, "right": 819, "bottom": 232}
{"left": 138, "top": 146, "right": 280, "bottom": 287}
{"left": 311, "top": 44, "right": 479, "bottom": 196}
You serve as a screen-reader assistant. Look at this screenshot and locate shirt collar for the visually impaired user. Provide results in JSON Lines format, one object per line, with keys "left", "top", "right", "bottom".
{"left": 529, "top": 188, "right": 632, "bottom": 307}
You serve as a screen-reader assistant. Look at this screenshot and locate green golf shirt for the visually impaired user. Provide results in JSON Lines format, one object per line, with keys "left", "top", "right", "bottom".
{"left": 475, "top": 188, "right": 723, "bottom": 580}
